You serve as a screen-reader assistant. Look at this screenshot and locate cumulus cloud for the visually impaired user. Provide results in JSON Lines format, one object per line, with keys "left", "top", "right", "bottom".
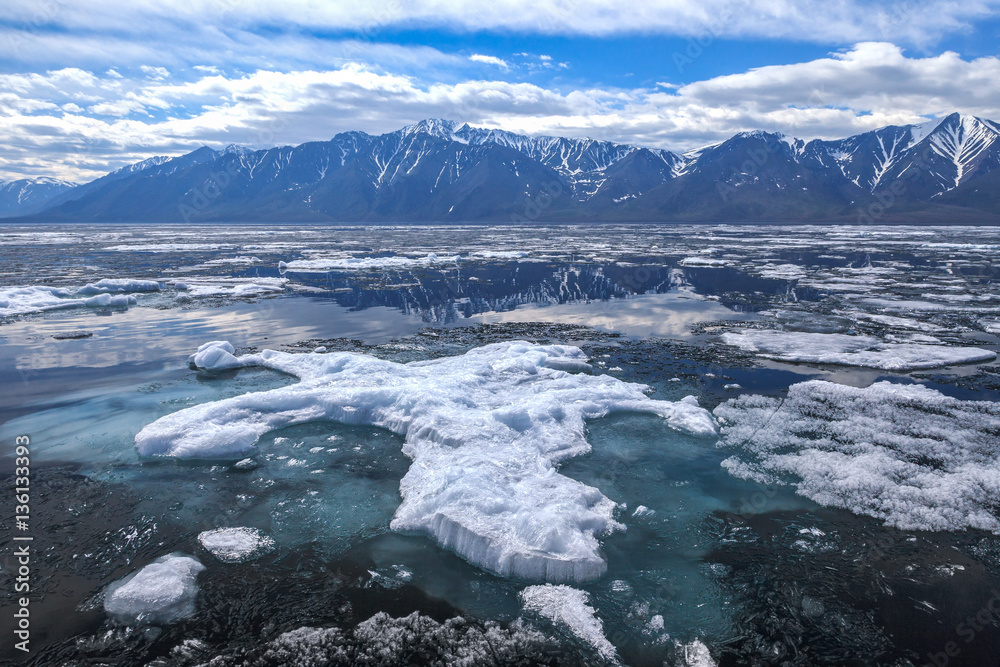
{"left": 3, "top": 44, "right": 1000, "bottom": 181}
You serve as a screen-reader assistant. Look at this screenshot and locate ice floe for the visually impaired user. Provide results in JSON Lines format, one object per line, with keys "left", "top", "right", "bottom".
{"left": 715, "top": 380, "right": 1000, "bottom": 532}
{"left": 279, "top": 253, "right": 461, "bottom": 273}
{"left": 520, "top": 584, "right": 619, "bottom": 662}
{"left": 103, "top": 553, "right": 204, "bottom": 625}
{"left": 135, "top": 341, "right": 717, "bottom": 582}
{"left": 166, "top": 276, "right": 287, "bottom": 298}
{"left": 197, "top": 527, "right": 276, "bottom": 563}
{"left": 0, "top": 280, "right": 159, "bottom": 317}
{"left": 679, "top": 256, "right": 729, "bottom": 267}
{"left": 721, "top": 330, "right": 995, "bottom": 371}
{"left": 75, "top": 278, "right": 161, "bottom": 295}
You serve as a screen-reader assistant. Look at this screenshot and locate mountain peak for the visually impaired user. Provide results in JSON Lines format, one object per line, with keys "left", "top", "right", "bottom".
{"left": 405, "top": 119, "right": 463, "bottom": 139}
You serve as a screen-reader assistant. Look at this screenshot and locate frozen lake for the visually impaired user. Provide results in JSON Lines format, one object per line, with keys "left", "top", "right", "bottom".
{"left": 2, "top": 223, "right": 1000, "bottom": 666}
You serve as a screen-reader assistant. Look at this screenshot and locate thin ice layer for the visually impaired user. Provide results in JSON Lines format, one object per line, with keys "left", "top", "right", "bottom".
{"left": 715, "top": 380, "right": 1000, "bottom": 532}
{"left": 721, "top": 330, "right": 995, "bottom": 370}
{"left": 103, "top": 553, "right": 204, "bottom": 625}
{"left": 520, "top": 584, "right": 619, "bottom": 662}
{"left": 136, "top": 341, "right": 717, "bottom": 583}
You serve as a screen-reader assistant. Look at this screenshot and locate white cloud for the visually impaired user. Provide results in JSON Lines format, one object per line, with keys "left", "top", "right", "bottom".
{"left": 1, "top": 0, "right": 997, "bottom": 45}
{"left": 3, "top": 44, "right": 1000, "bottom": 181}
{"left": 469, "top": 54, "right": 510, "bottom": 69}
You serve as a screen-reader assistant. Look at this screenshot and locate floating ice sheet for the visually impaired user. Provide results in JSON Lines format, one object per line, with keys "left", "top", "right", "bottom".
{"left": 197, "top": 527, "right": 276, "bottom": 563}
{"left": 136, "top": 341, "right": 717, "bottom": 583}
{"left": 103, "top": 553, "right": 204, "bottom": 625}
{"left": 715, "top": 380, "right": 1000, "bottom": 532}
{"left": 721, "top": 330, "right": 995, "bottom": 371}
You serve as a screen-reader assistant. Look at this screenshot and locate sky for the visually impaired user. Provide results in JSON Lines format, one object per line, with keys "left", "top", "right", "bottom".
{"left": 2, "top": 0, "right": 1000, "bottom": 182}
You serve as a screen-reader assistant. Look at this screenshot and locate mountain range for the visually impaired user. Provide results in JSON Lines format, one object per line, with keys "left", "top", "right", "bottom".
{"left": 4, "top": 113, "right": 1000, "bottom": 223}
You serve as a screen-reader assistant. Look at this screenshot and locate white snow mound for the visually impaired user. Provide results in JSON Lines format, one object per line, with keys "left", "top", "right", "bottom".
{"left": 135, "top": 341, "right": 717, "bottom": 583}
{"left": 103, "top": 553, "right": 204, "bottom": 625}
{"left": 721, "top": 330, "right": 995, "bottom": 371}
{"left": 715, "top": 380, "right": 1000, "bottom": 532}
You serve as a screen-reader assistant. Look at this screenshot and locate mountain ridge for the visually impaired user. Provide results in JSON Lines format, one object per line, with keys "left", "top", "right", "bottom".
{"left": 6, "top": 113, "right": 1000, "bottom": 223}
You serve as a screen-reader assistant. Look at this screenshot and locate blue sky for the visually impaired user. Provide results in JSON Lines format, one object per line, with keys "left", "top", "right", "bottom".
{"left": 2, "top": 0, "right": 1000, "bottom": 181}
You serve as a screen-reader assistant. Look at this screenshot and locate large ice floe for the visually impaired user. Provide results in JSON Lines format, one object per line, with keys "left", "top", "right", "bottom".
{"left": 721, "top": 330, "right": 995, "bottom": 371}
{"left": 103, "top": 553, "right": 204, "bottom": 625}
{"left": 136, "top": 341, "right": 717, "bottom": 582}
{"left": 0, "top": 279, "right": 161, "bottom": 317}
{"left": 715, "top": 380, "right": 1000, "bottom": 532}
{"left": 520, "top": 584, "right": 619, "bottom": 663}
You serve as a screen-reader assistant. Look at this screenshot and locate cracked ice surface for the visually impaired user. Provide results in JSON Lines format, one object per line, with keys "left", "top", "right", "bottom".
{"left": 136, "top": 341, "right": 717, "bottom": 583}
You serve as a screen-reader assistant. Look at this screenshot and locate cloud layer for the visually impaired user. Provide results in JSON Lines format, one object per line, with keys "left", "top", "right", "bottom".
{"left": 4, "top": 43, "right": 1000, "bottom": 181}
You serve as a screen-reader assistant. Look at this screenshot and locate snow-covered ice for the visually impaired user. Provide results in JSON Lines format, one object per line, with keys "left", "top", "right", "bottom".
{"left": 721, "top": 330, "right": 995, "bottom": 371}
{"left": 520, "top": 584, "right": 619, "bottom": 662}
{"left": 0, "top": 279, "right": 159, "bottom": 317}
{"left": 197, "top": 527, "right": 276, "bottom": 563}
{"left": 715, "top": 380, "right": 1000, "bottom": 532}
{"left": 135, "top": 341, "right": 717, "bottom": 582}
{"left": 103, "top": 553, "right": 204, "bottom": 625}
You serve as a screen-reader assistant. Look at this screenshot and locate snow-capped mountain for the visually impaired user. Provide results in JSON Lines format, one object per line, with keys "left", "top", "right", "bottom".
{"left": 10, "top": 113, "right": 1000, "bottom": 223}
{"left": 0, "top": 177, "right": 78, "bottom": 217}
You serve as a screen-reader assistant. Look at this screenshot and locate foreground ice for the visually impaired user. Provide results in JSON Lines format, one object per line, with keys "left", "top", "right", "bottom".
{"left": 520, "top": 584, "right": 618, "bottom": 662}
{"left": 136, "top": 341, "right": 717, "bottom": 582}
{"left": 103, "top": 553, "right": 204, "bottom": 625}
{"left": 197, "top": 527, "right": 276, "bottom": 563}
{"left": 721, "top": 330, "right": 995, "bottom": 371}
{"left": 715, "top": 380, "right": 1000, "bottom": 532}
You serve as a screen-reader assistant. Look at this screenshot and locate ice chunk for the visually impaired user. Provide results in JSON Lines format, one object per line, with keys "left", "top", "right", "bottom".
{"left": 683, "top": 639, "right": 717, "bottom": 667}
{"left": 721, "top": 330, "right": 995, "bottom": 371}
{"left": 187, "top": 340, "right": 241, "bottom": 370}
{"left": 715, "top": 380, "right": 1000, "bottom": 532}
{"left": 137, "top": 341, "right": 717, "bottom": 582}
{"left": 83, "top": 293, "right": 137, "bottom": 308}
{"left": 520, "top": 584, "right": 619, "bottom": 662}
{"left": 103, "top": 553, "right": 204, "bottom": 625}
{"left": 197, "top": 527, "right": 275, "bottom": 563}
